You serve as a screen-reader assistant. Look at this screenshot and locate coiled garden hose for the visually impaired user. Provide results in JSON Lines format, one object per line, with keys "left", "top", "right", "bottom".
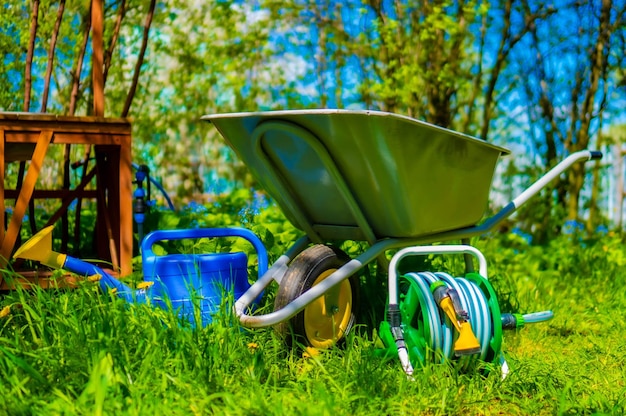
{"left": 379, "top": 271, "right": 553, "bottom": 374}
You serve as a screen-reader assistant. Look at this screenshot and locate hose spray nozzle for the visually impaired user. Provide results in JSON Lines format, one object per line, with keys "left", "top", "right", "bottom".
{"left": 430, "top": 281, "right": 481, "bottom": 356}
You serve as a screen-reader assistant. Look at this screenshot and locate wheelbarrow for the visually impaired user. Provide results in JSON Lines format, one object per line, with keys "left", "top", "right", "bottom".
{"left": 202, "top": 109, "right": 602, "bottom": 374}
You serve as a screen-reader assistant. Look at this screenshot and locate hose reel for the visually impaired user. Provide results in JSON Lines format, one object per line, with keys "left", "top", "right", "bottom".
{"left": 380, "top": 245, "right": 552, "bottom": 376}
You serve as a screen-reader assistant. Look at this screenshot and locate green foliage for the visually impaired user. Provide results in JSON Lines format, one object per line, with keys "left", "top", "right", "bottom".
{"left": 142, "top": 189, "right": 303, "bottom": 263}
{"left": 127, "top": 0, "right": 304, "bottom": 194}
{"left": 367, "top": 0, "right": 487, "bottom": 128}
{"left": 0, "top": 2, "right": 27, "bottom": 111}
{"left": 3, "top": 0, "right": 625, "bottom": 232}
{"left": 0, "top": 0, "right": 94, "bottom": 113}
{"left": 476, "top": 230, "right": 626, "bottom": 316}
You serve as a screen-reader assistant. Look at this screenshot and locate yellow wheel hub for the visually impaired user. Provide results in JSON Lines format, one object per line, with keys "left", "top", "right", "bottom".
{"left": 303, "top": 269, "right": 353, "bottom": 349}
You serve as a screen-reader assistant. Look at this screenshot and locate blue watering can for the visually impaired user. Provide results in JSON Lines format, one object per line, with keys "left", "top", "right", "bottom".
{"left": 13, "top": 226, "right": 268, "bottom": 326}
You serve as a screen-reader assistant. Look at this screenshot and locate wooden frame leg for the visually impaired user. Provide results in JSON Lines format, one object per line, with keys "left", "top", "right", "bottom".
{"left": 0, "top": 130, "right": 52, "bottom": 267}
{"left": 118, "top": 138, "right": 132, "bottom": 277}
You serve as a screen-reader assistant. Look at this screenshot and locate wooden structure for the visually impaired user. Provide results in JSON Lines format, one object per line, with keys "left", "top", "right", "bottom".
{"left": 0, "top": 113, "right": 133, "bottom": 288}
{"left": 0, "top": 0, "right": 140, "bottom": 288}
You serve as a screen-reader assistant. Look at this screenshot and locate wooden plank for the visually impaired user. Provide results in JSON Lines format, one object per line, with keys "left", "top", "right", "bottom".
{"left": 0, "top": 112, "right": 126, "bottom": 121}
{"left": 0, "top": 272, "right": 80, "bottom": 290}
{"left": 0, "top": 115, "right": 131, "bottom": 141}
{"left": 51, "top": 133, "right": 128, "bottom": 145}
{"left": 0, "top": 111, "right": 128, "bottom": 121}
{"left": 0, "top": 267, "right": 120, "bottom": 290}
{"left": 3, "top": 132, "right": 128, "bottom": 145}
{"left": 4, "top": 189, "right": 99, "bottom": 199}
{"left": 0, "top": 122, "right": 130, "bottom": 135}
{"left": 0, "top": 130, "right": 53, "bottom": 266}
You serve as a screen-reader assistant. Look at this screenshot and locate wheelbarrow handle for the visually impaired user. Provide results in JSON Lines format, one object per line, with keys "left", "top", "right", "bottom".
{"left": 141, "top": 227, "right": 268, "bottom": 276}
{"left": 484, "top": 150, "right": 602, "bottom": 230}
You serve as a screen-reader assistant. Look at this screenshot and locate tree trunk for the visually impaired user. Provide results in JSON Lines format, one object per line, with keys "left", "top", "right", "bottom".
{"left": 122, "top": 0, "right": 157, "bottom": 117}
{"left": 565, "top": 0, "right": 612, "bottom": 221}
{"left": 68, "top": 10, "right": 91, "bottom": 115}
{"left": 41, "top": 0, "right": 66, "bottom": 112}
{"left": 103, "top": 0, "right": 127, "bottom": 84}
{"left": 24, "top": 0, "right": 40, "bottom": 112}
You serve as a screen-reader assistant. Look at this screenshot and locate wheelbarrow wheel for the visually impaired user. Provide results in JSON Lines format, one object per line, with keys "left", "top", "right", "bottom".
{"left": 274, "top": 244, "right": 358, "bottom": 349}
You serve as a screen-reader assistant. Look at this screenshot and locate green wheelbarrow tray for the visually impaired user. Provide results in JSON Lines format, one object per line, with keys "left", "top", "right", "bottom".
{"left": 202, "top": 109, "right": 601, "bottom": 329}
{"left": 203, "top": 109, "right": 509, "bottom": 242}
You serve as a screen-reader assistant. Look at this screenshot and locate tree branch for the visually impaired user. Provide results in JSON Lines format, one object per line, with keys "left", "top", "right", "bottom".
{"left": 103, "top": 0, "right": 127, "bottom": 84}
{"left": 68, "top": 9, "right": 92, "bottom": 115}
{"left": 24, "top": 0, "right": 40, "bottom": 112}
{"left": 122, "top": 0, "right": 157, "bottom": 117}
{"left": 41, "top": 0, "right": 66, "bottom": 113}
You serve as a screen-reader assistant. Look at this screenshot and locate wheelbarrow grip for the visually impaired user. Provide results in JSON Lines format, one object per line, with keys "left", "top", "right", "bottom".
{"left": 141, "top": 227, "right": 268, "bottom": 275}
{"left": 589, "top": 151, "right": 603, "bottom": 160}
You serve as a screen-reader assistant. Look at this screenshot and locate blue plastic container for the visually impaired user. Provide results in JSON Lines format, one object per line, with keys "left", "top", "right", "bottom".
{"left": 142, "top": 228, "right": 268, "bottom": 327}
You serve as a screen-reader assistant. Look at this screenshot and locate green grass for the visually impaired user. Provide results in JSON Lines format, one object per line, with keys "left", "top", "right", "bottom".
{"left": 1, "top": 232, "right": 626, "bottom": 415}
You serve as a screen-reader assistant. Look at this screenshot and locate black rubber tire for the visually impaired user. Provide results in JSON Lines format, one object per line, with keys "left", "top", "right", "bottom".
{"left": 274, "top": 244, "right": 359, "bottom": 348}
